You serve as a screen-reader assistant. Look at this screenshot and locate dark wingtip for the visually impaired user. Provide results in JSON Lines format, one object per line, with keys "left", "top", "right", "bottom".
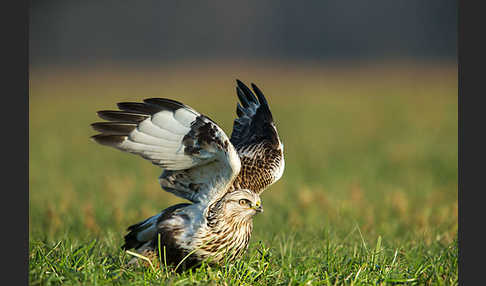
{"left": 235, "top": 79, "right": 258, "bottom": 104}
{"left": 251, "top": 83, "right": 269, "bottom": 107}
{"left": 236, "top": 86, "right": 250, "bottom": 108}
{"left": 97, "top": 110, "right": 149, "bottom": 123}
{"left": 143, "top": 98, "right": 186, "bottom": 111}
{"left": 91, "top": 122, "right": 137, "bottom": 135}
{"left": 117, "top": 102, "right": 161, "bottom": 115}
{"left": 235, "top": 79, "right": 247, "bottom": 91}
{"left": 91, "top": 134, "right": 126, "bottom": 146}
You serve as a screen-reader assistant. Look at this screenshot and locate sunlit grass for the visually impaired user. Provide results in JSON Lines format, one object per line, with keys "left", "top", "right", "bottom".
{"left": 29, "top": 62, "right": 457, "bottom": 285}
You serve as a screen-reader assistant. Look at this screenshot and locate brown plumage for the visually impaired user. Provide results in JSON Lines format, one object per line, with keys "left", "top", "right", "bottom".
{"left": 91, "top": 80, "right": 284, "bottom": 271}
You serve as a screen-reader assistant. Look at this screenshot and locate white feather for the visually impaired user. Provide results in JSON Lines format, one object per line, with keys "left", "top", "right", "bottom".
{"left": 118, "top": 139, "right": 196, "bottom": 169}
{"left": 152, "top": 111, "right": 191, "bottom": 135}
{"left": 137, "top": 120, "right": 182, "bottom": 142}
{"left": 129, "top": 128, "right": 180, "bottom": 148}
{"left": 120, "top": 140, "right": 178, "bottom": 154}
{"left": 274, "top": 155, "right": 285, "bottom": 182}
{"left": 173, "top": 108, "right": 198, "bottom": 127}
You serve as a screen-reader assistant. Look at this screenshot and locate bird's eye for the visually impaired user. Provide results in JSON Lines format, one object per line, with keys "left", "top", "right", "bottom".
{"left": 239, "top": 199, "right": 249, "bottom": 206}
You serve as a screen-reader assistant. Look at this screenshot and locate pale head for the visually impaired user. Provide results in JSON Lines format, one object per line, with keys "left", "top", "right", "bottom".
{"left": 222, "top": 189, "right": 263, "bottom": 220}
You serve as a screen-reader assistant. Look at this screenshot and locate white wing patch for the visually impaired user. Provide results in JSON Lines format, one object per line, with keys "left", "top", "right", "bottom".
{"left": 137, "top": 120, "right": 182, "bottom": 142}
{"left": 173, "top": 108, "right": 198, "bottom": 127}
{"left": 128, "top": 128, "right": 180, "bottom": 148}
{"left": 152, "top": 111, "right": 191, "bottom": 135}
{"left": 92, "top": 98, "right": 241, "bottom": 205}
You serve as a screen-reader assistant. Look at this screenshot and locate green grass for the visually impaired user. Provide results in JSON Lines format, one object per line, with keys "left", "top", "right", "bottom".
{"left": 29, "top": 62, "right": 458, "bottom": 285}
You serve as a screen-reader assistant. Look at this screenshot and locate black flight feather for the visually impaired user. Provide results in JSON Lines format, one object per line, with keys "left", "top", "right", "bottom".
{"left": 230, "top": 79, "right": 277, "bottom": 147}
{"left": 97, "top": 110, "right": 149, "bottom": 123}
{"left": 143, "top": 98, "right": 188, "bottom": 112}
{"left": 117, "top": 102, "right": 162, "bottom": 115}
{"left": 90, "top": 134, "right": 126, "bottom": 146}
{"left": 251, "top": 83, "right": 269, "bottom": 108}
{"left": 236, "top": 86, "right": 250, "bottom": 108}
{"left": 236, "top": 103, "right": 245, "bottom": 117}
{"left": 91, "top": 122, "right": 137, "bottom": 135}
{"left": 236, "top": 79, "right": 258, "bottom": 103}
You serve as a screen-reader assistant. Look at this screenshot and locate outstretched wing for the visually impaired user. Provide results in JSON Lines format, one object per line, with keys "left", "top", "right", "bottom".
{"left": 230, "top": 80, "right": 285, "bottom": 194}
{"left": 91, "top": 98, "right": 241, "bottom": 204}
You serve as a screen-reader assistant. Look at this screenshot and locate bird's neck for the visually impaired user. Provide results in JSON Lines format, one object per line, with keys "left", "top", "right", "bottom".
{"left": 194, "top": 207, "right": 254, "bottom": 263}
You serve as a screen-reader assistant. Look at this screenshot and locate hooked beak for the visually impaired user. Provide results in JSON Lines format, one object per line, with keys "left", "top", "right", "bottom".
{"left": 252, "top": 203, "right": 263, "bottom": 213}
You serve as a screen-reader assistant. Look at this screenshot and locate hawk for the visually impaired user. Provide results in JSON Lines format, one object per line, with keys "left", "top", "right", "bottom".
{"left": 91, "top": 80, "right": 284, "bottom": 270}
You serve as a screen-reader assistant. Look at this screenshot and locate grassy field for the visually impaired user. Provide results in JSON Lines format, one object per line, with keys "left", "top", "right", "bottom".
{"left": 29, "top": 62, "right": 458, "bottom": 285}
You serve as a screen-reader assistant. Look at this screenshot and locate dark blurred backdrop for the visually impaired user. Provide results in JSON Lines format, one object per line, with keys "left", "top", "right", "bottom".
{"left": 30, "top": 0, "right": 457, "bottom": 67}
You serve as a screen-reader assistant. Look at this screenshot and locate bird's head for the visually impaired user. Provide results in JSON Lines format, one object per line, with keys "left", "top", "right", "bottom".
{"left": 222, "top": 189, "right": 263, "bottom": 219}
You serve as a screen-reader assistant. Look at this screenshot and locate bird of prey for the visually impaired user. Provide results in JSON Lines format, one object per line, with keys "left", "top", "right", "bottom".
{"left": 91, "top": 80, "right": 284, "bottom": 270}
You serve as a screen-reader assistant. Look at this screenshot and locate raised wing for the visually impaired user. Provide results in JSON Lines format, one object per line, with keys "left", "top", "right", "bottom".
{"left": 91, "top": 98, "right": 241, "bottom": 204}
{"left": 230, "top": 80, "right": 285, "bottom": 194}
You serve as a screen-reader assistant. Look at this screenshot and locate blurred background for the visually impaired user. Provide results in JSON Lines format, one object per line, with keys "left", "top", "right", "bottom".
{"left": 29, "top": 0, "right": 457, "bottom": 251}
{"left": 30, "top": 0, "right": 456, "bottom": 65}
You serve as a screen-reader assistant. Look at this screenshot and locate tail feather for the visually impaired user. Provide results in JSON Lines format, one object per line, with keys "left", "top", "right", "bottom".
{"left": 121, "top": 203, "right": 191, "bottom": 251}
{"left": 122, "top": 213, "right": 161, "bottom": 250}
